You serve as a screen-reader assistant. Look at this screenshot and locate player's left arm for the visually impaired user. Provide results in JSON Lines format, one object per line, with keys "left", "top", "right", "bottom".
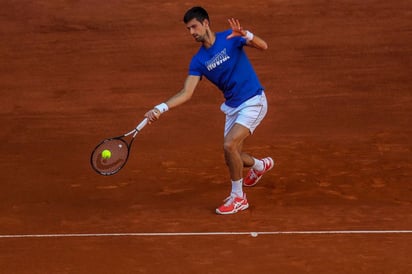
{"left": 226, "top": 18, "right": 268, "bottom": 50}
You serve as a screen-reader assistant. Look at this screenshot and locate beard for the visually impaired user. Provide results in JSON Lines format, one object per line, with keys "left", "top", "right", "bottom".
{"left": 193, "top": 34, "right": 204, "bottom": 42}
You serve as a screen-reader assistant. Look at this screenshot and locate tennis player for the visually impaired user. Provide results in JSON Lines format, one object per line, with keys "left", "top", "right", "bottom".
{"left": 145, "top": 6, "right": 274, "bottom": 214}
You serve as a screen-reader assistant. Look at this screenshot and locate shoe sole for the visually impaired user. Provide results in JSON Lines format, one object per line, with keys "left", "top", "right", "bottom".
{"left": 215, "top": 203, "right": 249, "bottom": 215}
{"left": 243, "top": 158, "right": 274, "bottom": 187}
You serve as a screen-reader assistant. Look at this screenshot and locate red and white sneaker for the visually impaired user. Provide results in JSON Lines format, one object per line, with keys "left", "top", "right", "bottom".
{"left": 243, "top": 157, "right": 274, "bottom": 187}
{"left": 216, "top": 194, "right": 249, "bottom": 215}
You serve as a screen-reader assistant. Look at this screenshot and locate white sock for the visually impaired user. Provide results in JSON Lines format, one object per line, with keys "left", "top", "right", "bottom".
{"left": 231, "top": 179, "right": 243, "bottom": 197}
{"left": 252, "top": 158, "right": 264, "bottom": 171}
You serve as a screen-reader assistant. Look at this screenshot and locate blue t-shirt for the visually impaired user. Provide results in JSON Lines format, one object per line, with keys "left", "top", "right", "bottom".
{"left": 188, "top": 29, "right": 263, "bottom": 108}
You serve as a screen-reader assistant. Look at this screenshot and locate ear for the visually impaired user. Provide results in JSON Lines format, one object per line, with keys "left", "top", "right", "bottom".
{"left": 203, "top": 19, "right": 210, "bottom": 27}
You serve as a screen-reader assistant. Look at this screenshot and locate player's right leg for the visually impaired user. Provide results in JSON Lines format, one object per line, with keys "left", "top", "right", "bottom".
{"left": 216, "top": 123, "right": 250, "bottom": 215}
{"left": 217, "top": 92, "right": 272, "bottom": 214}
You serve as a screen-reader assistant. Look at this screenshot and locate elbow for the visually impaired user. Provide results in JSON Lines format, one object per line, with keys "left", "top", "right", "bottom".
{"left": 261, "top": 42, "right": 268, "bottom": 51}
{"left": 253, "top": 41, "right": 268, "bottom": 51}
{"left": 184, "top": 92, "right": 193, "bottom": 102}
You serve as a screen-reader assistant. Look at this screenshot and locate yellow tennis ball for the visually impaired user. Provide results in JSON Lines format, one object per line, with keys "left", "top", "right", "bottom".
{"left": 101, "top": 149, "right": 112, "bottom": 159}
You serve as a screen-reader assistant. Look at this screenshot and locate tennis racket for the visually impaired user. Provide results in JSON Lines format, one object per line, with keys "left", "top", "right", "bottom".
{"left": 90, "top": 118, "right": 148, "bottom": 176}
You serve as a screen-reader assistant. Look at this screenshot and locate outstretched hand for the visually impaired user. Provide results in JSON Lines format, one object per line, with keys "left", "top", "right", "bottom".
{"left": 226, "top": 18, "right": 247, "bottom": 39}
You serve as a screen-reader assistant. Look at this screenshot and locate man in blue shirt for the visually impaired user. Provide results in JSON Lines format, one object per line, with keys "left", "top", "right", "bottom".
{"left": 145, "top": 6, "right": 274, "bottom": 214}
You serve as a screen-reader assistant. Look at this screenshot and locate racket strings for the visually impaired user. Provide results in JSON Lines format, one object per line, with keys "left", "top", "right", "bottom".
{"left": 91, "top": 139, "right": 129, "bottom": 175}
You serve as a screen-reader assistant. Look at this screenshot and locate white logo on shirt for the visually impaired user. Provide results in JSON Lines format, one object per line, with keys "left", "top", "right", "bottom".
{"left": 205, "top": 48, "right": 230, "bottom": 71}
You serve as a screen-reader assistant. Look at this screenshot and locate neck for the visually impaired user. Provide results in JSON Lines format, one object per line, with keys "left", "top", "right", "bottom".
{"left": 203, "top": 29, "right": 215, "bottom": 48}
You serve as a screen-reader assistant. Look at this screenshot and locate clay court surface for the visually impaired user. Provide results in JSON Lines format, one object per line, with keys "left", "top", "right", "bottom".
{"left": 1, "top": 0, "right": 412, "bottom": 273}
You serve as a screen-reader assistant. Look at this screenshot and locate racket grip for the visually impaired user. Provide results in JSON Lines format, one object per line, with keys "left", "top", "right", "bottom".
{"left": 136, "top": 118, "right": 148, "bottom": 131}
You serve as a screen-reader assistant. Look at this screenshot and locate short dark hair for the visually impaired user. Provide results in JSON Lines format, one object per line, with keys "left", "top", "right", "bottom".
{"left": 183, "top": 6, "right": 209, "bottom": 24}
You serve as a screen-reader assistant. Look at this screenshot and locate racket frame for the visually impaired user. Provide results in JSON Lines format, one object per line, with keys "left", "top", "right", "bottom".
{"left": 90, "top": 118, "right": 148, "bottom": 176}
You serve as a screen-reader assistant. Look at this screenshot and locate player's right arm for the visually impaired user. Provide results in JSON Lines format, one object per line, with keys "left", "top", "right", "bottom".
{"left": 145, "top": 75, "right": 201, "bottom": 122}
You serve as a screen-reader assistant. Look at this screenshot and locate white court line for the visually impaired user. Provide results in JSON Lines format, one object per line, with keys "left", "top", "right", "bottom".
{"left": 1, "top": 230, "right": 412, "bottom": 239}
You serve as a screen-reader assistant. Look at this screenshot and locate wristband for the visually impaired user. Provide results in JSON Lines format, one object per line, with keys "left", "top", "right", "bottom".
{"left": 154, "top": 103, "right": 169, "bottom": 113}
{"left": 244, "top": 30, "right": 254, "bottom": 42}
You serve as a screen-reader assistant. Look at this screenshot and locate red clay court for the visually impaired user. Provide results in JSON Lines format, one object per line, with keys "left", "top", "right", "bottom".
{"left": 1, "top": 1, "right": 411, "bottom": 273}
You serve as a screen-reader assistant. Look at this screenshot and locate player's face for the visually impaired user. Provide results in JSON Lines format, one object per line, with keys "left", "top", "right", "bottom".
{"left": 186, "top": 18, "right": 208, "bottom": 42}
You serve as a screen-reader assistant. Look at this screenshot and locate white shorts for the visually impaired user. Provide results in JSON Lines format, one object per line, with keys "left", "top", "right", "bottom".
{"left": 221, "top": 91, "right": 268, "bottom": 136}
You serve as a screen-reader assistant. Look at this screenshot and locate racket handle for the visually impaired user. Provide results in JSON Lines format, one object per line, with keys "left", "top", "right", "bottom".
{"left": 136, "top": 118, "right": 148, "bottom": 131}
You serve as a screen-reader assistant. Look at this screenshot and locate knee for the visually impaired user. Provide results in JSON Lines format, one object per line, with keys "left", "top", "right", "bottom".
{"left": 223, "top": 139, "right": 237, "bottom": 154}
